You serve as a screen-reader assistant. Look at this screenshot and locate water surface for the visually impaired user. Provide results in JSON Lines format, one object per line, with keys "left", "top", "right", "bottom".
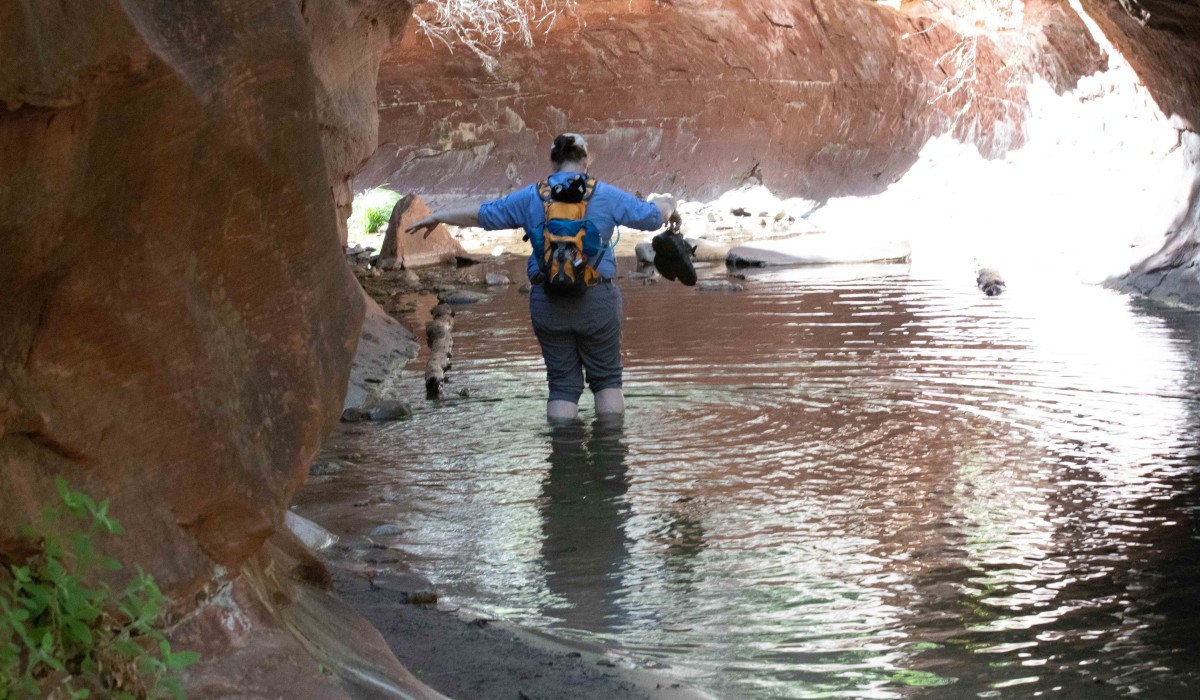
{"left": 296, "top": 260, "right": 1200, "bottom": 699}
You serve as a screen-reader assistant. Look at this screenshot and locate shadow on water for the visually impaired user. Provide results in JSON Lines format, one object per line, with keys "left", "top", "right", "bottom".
{"left": 295, "top": 258, "right": 1200, "bottom": 699}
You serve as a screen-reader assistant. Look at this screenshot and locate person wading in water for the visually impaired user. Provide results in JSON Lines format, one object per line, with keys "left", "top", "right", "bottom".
{"left": 406, "top": 133, "right": 679, "bottom": 421}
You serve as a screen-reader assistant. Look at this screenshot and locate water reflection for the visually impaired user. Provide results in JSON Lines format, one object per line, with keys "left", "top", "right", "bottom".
{"left": 294, "top": 259, "right": 1200, "bottom": 699}
{"left": 540, "top": 417, "right": 634, "bottom": 632}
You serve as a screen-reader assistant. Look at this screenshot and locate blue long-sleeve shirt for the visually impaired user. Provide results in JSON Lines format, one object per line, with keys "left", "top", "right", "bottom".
{"left": 477, "top": 171, "right": 664, "bottom": 281}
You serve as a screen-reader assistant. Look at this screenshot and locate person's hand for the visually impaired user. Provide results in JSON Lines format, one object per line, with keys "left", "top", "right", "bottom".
{"left": 647, "top": 193, "right": 677, "bottom": 224}
{"left": 406, "top": 216, "right": 440, "bottom": 239}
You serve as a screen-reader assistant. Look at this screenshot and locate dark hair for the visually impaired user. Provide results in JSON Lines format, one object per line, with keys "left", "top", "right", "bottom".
{"left": 550, "top": 133, "right": 588, "bottom": 165}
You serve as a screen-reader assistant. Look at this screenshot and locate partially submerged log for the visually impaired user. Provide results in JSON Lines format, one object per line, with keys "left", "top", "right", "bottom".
{"left": 425, "top": 303, "right": 455, "bottom": 396}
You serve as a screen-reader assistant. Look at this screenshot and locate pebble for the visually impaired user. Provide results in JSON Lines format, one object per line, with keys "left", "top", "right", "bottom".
{"left": 517, "top": 283, "right": 532, "bottom": 294}
{"left": 491, "top": 245, "right": 505, "bottom": 257}
{"left": 485, "top": 273, "right": 511, "bottom": 287}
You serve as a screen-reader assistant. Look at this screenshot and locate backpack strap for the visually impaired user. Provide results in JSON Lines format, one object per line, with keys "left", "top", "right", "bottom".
{"left": 537, "top": 180, "right": 554, "bottom": 222}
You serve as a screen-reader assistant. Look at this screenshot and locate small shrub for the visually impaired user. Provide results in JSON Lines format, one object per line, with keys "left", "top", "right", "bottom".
{"left": 0, "top": 478, "right": 199, "bottom": 700}
{"left": 350, "top": 187, "right": 402, "bottom": 236}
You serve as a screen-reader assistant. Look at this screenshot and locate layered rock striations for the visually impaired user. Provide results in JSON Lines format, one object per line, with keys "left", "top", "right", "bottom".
{"left": 361, "top": 0, "right": 1104, "bottom": 202}
{"left": 1, "top": 0, "right": 444, "bottom": 697}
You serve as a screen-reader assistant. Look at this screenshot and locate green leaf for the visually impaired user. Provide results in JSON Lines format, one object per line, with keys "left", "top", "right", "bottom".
{"left": 101, "top": 556, "right": 123, "bottom": 571}
{"left": 65, "top": 617, "right": 93, "bottom": 646}
{"left": 55, "top": 476, "right": 70, "bottom": 502}
{"left": 71, "top": 688, "right": 90, "bottom": 699}
{"left": 111, "top": 639, "right": 142, "bottom": 658}
{"left": 160, "top": 676, "right": 185, "bottom": 700}
{"left": 166, "top": 649, "right": 200, "bottom": 669}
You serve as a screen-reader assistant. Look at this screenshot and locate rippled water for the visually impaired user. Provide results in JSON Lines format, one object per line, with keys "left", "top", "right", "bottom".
{"left": 295, "top": 259, "right": 1200, "bottom": 699}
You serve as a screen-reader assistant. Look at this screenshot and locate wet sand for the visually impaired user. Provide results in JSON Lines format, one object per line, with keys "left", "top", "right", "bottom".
{"left": 330, "top": 566, "right": 716, "bottom": 700}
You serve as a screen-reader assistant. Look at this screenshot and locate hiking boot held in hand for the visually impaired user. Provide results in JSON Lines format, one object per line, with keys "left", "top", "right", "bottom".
{"left": 652, "top": 218, "right": 697, "bottom": 286}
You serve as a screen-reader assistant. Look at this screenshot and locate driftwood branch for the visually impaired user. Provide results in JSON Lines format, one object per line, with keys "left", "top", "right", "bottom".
{"left": 425, "top": 303, "right": 455, "bottom": 396}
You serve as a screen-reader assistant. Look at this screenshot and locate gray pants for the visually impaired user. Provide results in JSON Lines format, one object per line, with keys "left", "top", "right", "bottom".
{"left": 529, "top": 283, "right": 623, "bottom": 403}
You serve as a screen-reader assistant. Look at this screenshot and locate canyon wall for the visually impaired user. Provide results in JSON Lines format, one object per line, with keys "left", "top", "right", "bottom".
{"left": 359, "top": 0, "right": 1104, "bottom": 202}
{"left": 1080, "top": 0, "right": 1200, "bottom": 306}
{"left": 0, "top": 0, "right": 445, "bottom": 697}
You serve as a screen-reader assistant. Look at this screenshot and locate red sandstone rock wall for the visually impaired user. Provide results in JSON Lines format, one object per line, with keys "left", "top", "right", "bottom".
{"left": 0, "top": 0, "right": 444, "bottom": 696}
{"left": 359, "top": 0, "right": 1103, "bottom": 202}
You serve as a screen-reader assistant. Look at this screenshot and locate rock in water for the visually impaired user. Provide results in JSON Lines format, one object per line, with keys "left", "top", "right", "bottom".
{"left": 485, "top": 272, "right": 511, "bottom": 286}
{"left": 727, "top": 235, "right": 911, "bottom": 266}
{"left": 437, "top": 289, "right": 490, "bottom": 305}
{"left": 635, "top": 242, "right": 656, "bottom": 265}
{"left": 977, "top": 268, "right": 1006, "bottom": 296}
{"left": 697, "top": 280, "right": 744, "bottom": 292}
{"left": 285, "top": 512, "right": 339, "bottom": 551}
{"left": 341, "top": 407, "right": 372, "bottom": 423}
{"left": 309, "top": 461, "right": 343, "bottom": 476}
{"left": 684, "top": 238, "right": 731, "bottom": 262}
{"left": 368, "top": 400, "right": 412, "bottom": 421}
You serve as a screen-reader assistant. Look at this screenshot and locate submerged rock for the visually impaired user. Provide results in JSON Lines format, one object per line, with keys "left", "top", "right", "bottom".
{"left": 485, "top": 272, "right": 511, "bottom": 286}
{"left": 341, "top": 400, "right": 412, "bottom": 423}
{"left": 437, "top": 289, "right": 490, "bottom": 305}
{"left": 309, "top": 461, "right": 343, "bottom": 476}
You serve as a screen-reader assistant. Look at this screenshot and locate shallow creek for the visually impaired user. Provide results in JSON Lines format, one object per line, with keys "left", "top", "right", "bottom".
{"left": 295, "top": 259, "right": 1200, "bottom": 699}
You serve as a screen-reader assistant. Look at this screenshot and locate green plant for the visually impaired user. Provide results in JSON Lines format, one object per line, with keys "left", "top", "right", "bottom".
{"left": 0, "top": 478, "right": 199, "bottom": 700}
{"left": 350, "top": 187, "right": 402, "bottom": 236}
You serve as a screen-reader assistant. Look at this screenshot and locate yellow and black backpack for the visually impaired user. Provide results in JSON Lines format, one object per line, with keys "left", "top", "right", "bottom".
{"left": 530, "top": 174, "right": 608, "bottom": 297}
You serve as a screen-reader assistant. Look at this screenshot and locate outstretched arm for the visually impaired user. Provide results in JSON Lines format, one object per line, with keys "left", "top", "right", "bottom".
{"left": 405, "top": 205, "right": 481, "bottom": 238}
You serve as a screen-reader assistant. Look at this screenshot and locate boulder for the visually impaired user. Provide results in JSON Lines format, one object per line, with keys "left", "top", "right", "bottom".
{"left": 727, "top": 235, "right": 911, "bottom": 267}
{"left": 378, "top": 194, "right": 470, "bottom": 268}
{"left": 635, "top": 242, "right": 657, "bottom": 265}
{"left": 685, "top": 238, "right": 731, "bottom": 262}
{"left": 343, "top": 289, "right": 420, "bottom": 412}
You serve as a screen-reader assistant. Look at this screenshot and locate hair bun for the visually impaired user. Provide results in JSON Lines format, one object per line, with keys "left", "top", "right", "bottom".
{"left": 551, "top": 133, "right": 589, "bottom": 164}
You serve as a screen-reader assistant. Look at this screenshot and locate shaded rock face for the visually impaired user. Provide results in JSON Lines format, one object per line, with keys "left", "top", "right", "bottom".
{"left": 0, "top": 0, "right": 442, "bottom": 697}
{"left": 360, "top": 0, "right": 1104, "bottom": 202}
{"left": 1081, "top": 0, "right": 1200, "bottom": 305}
